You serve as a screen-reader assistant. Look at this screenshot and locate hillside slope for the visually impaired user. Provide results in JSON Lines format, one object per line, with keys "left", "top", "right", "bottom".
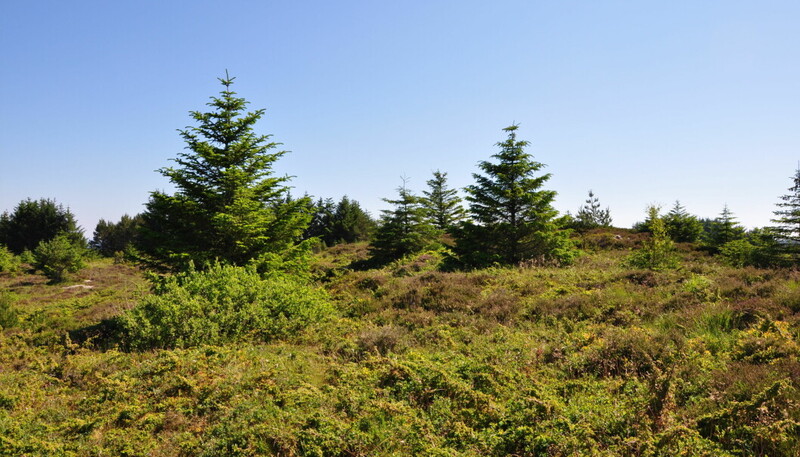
{"left": 1, "top": 236, "right": 798, "bottom": 456}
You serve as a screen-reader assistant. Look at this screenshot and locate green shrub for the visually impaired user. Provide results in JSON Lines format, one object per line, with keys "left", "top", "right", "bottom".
{"left": 119, "top": 263, "right": 334, "bottom": 349}
{"left": 627, "top": 206, "right": 679, "bottom": 271}
{"left": 18, "top": 249, "right": 35, "bottom": 265}
{"left": 697, "top": 381, "right": 800, "bottom": 456}
{"left": 719, "top": 238, "right": 777, "bottom": 268}
{"left": 0, "top": 245, "right": 20, "bottom": 274}
{"left": 732, "top": 319, "right": 799, "bottom": 364}
{"left": 683, "top": 274, "right": 719, "bottom": 303}
{"left": 33, "top": 233, "right": 86, "bottom": 282}
{"left": 0, "top": 291, "right": 19, "bottom": 329}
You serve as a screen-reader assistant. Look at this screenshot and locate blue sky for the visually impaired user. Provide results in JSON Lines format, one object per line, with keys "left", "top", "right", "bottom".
{"left": 2, "top": 1, "right": 799, "bottom": 233}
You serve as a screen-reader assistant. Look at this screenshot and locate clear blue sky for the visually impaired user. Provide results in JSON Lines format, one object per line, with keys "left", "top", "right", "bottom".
{"left": 2, "top": 1, "right": 799, "bottom": 233}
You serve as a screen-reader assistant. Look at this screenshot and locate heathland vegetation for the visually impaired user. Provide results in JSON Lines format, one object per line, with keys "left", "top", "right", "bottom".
{"left": 1, "top": 76, "right": 799, "bottom": 456}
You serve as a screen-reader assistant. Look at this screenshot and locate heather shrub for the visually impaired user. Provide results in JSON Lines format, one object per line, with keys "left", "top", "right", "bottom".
{"left": 697, "top": 380, "right": 800, "bottom": 456}
{"left": 119, "top": 263, "right": 333, "bottom": 349}
{"left": 356, "top": 324, "right": 407, "bottom": 356}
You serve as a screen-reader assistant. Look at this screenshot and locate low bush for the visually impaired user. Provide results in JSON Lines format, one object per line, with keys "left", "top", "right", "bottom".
{"left": 732, "top": 319, "right": 799, "bottom": 364}
{"left": 118, "top": 263, "right": 334, "bottom": 349}
{"left": 719, "top": 239, "right": 773, "bottom": 268}
{"left": 0, "top": 245, "right": 20, "bottom": 274}
{"left": 32, "top": 233, "right": 85, "bottom": 282}
{"left": 0, "top": 291, "right": 18, "bottom": 329}
{"left": 627, "top": 207, "right": 679, "bottom": 271}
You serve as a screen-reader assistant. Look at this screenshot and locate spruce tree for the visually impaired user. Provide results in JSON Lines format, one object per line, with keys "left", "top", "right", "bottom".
{"left": 304, "top": 198, "right": 336, "bottom": 244}
{"left": 305, "top": 196, "right": 375, "bottom": 246}
{"left": 421, "top": 170, "right": 466, "bottom": 231}
{"left": 628, "top": 206, "right": 678, "bottom": 270}
{"left": 0, "top": 198, "right": 85, "bottom": 254}
{"left": 91, "top": 214, "right": 143, "bottom": 257}
{"left": 138, "top": 73, "right": 311, "bottom": 267}
{"left": 370, "top": 179, "right": 439, "bottom": 262}
{"left": 770, "top": 166, "right": 800, "bottom": 263}
{"left": 704, "top": 204, "right": 745, "bottom": 252}
{"left": 455, "top": 125, "right": 575, "bottom": 267}
{"left": 664, "top": 201, "right": 703, "bottom": 243}
{"left": 330, "top": 196, "right": 375, "bottom": 244}
{"left": 573, "top": 190, "right": 612, "bottom": 230}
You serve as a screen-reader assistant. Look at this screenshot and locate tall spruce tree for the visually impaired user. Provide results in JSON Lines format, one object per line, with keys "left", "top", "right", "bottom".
{"left": 421, "top": 170, "right": 466, "bottom": 231}
{"left": 770, "top": 166, "right": 800, "bottom": 263}
{"left": 455, "top": 125, "right": 575, "bottom": 267}
{"left": 573, "top": 190, "right": 612, "bottom": 230}
{"left": 370, "top": 178, "right": 439, "bottom": 262}
{"left": 138, "top": 73, "right": 311, "bottom": 267}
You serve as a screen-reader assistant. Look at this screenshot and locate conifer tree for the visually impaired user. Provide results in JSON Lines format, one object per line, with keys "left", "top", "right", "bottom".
{"left": 138, "top": 73, "right": 311, "bottom": 267}
{"left": 421, "top": 170, "right": 466, "bottom": 231}
{"left": 330, "top": 196, "right": 375, "bottom": 244}
{"left": 628, "top": 206, "right": 678, "bottom": 270}
{"left": 305, "top": 196, "right": 375, "bottom": 246}
{"left": 770, "top": 166, "right": 800, "bottom": 263}
{"left": 454, "top": 125, "right": 575, "bottom": 267}
{"left": 573, "top": 190, "right": 612, "bottom": 230}
{"left": 664, "top": 201, "right": 703, "bottom": 243}
{"left": 370, "top": 179, "right": 439, "bottom": 262}
{"left": 0, "top": 198, "right": 85, "bottom": 254}
{"left": 91, "top": 214, "right": 143, "bottom": 257}
{"left": 704, "top": 204, "right": 745, "bottom": 252}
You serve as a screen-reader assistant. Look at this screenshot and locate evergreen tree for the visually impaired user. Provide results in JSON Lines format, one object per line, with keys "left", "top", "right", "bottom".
{"left": 330, "top": 196, "right": 375, "bottom": 244}
{"left": 0, "top": 198, "right": 85, "bottom": 254}
{"left": 91, "top": 214, "right": 143, "bottom": 257}
{"left": 421, "top": 170, "right": 465, "bottom": 231}
{"left": 770, "top": 166, "right": 800, "bottom": 263}
{"left": 305, "top": 196, "right": 375, "bottom": 246}
{"left": 704, "top": 205, "right": 745, "bottom": 252}
{"left": 454, "top": 125, "right": 575, "bottom": 267}
{"left": 628, "top": 206, "right": 678, "bottom": 270}
{"left": 370, "top": 179, "right": 439, "bottom": 262}
{"left": 573, "top": 190, "right": 612, "bottom": 230}
{"left": 664, "top": 201, "right": 703, "bottom": 243}
{"left": 138, "top": 74, "right": 311, "bottom": 268}
{"left": 304, "top": 198, "right": 336, "bottom": 243}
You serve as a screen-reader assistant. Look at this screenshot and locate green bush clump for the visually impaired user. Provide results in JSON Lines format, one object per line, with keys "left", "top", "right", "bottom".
{"left": 119, "top": 263, "right": 334, "bottom": 349}
{"left": 627, "top": 206, "right": 679, "bottom": 271}
{"left": 32, "top": 233, "right": 86, "bottom": 282}
{"left": 0, "top": 291, "right": 19, "bottom": 329}
{"left": 719, "top": 238, "right": 777, "bottom": 268}
{"left": 0, "top": 245, "right": 21, "bottom": 274}
{"left": 731, "top": 319, "right": 799, "bottom": 364}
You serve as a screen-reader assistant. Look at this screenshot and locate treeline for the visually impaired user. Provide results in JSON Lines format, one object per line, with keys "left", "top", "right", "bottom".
{"left": 2, "top": 75, "right": 800, "bottom": 282}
